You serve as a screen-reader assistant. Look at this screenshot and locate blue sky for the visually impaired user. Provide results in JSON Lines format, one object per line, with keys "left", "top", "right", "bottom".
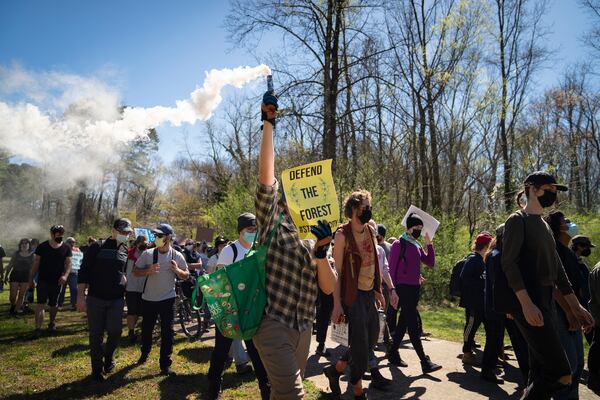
{"left": 0, "top": 0, "right": 594, "bottom": 164}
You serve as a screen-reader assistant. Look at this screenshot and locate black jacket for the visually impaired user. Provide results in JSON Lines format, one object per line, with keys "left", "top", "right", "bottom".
{"left": 459, "top": 252, "right": 486, "bottom": 311}
{"left": 78, "top": 238, "right": 128, "bottom": 300}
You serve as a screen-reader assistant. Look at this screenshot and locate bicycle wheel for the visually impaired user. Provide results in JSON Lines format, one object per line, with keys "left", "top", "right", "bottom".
{"left": 178, "top": 299, "right": 202, "bottom": 339}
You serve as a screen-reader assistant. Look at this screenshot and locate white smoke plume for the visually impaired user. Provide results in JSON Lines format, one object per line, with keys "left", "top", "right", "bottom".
{"left": 0, "top": 64, "right": 271, "bottom": 185}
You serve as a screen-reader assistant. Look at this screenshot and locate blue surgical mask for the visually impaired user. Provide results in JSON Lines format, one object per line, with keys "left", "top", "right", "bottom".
{"left": 243, "top": 231, "right": 257, "bottom": 244}
{"left": 567, "top": 223, "right": 578, "bottom": 238}
{"left": 116, "top": 234, "right": 129, "bottom": 245}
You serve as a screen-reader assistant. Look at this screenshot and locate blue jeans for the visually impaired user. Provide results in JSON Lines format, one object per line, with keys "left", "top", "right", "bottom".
{"left": 555, "top": 310, "right": 583, "bottom": 400}
{"left": 58, "top": 272, "right": 78, "bottom": 307}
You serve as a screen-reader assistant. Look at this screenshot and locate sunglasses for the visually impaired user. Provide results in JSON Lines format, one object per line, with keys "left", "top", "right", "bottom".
{"left": 155, "top": 234, "right": 165, "bottom": 239}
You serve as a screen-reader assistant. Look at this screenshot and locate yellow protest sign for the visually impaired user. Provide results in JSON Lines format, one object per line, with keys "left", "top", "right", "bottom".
{"left": 281, "top": 159, "right": 340, "bottom": 239}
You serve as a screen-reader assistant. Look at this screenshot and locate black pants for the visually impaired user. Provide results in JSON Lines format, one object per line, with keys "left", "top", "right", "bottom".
{"left": 344, "top": 290, "right": 379, "bottom": 385}
{"left": 384, "top": 283, "right": 398, "bottom": 334}
{"left": 504, "top": 317, "right": 529, "bottom": 383}
{"left": 141, "top": 297, "right": 175, "bottom": 370}
{"left": 463, "top": 308, "right": 484, "bottom": 353}
{"left": 512, "top": 287, "right": 571, "bottom": 399}
{"left": 315, "top": 287, "right": 333, "bottom": 345}
{"left": 207, "top": 327, "right": 269, "bottom": 388}
{"left": 589, "top": 327, "right": 600, "bottom": 381}
{"left": 391, "top": 284, "right": 426, "bottom": 361}
{"left": 87, "top": 296, "right": 124, "bottom": 375}
{"left": 482, "top": 316, "right": 503, "bottom": 374}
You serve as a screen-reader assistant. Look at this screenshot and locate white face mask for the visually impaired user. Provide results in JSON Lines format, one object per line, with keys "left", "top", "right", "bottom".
{"left": 185, "top": 245, "right": 193, "bottom": 251}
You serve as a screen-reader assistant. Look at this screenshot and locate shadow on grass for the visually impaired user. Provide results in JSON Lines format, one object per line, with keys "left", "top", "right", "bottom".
{"left": 51, "top": 343, "right": 89, "bottom": 358}
{"left": 178, "top": 345, "right": 213, "bottom": 364}
{"left": 2, "top": 364, "right": 150, "bottom": 400}
{"left": 157, "top": 369, "right": 259, "bottom": 400}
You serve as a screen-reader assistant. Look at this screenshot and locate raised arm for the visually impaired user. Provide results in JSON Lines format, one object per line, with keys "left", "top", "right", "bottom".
{"left": 258, "top": 92, "right": 278, "bottom": 186}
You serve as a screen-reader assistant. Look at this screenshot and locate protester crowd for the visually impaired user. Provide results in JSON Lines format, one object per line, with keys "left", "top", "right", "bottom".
{"left": 1, "top": 92, "right": 600, "bottom": 400}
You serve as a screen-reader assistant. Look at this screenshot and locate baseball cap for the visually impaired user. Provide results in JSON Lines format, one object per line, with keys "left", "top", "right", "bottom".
{"left": 571, "top": 235, "right": 596, "bottom": 248}
{"left": 237, "top": 213, "right": 257, "bottom": 232}
{"left": 214, "top": 235, "right": 228, "bottom": 247}
{"left": 475, "top": 232, "right": 493, "bottom": 246}
{"left": 113, "top": 218, "right": 133, "bottom": 233}
{"left": 152, "top": 223, "right": 175, "bottom": 236}
{"left": 524, "top": 171, "right": 568, "bottom": 191}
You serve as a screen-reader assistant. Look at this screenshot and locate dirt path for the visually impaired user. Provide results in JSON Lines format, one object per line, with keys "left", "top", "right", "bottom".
{"left": 303, "top": 334, "right": 597, "bottom": 399}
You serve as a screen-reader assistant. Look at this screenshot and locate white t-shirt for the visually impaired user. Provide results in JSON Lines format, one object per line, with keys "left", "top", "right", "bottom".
{"left": 217, "top": 241, "right": 251, "bottom": 267}
{"left": 135, "top": 248, "right": 188, "bottom": 302}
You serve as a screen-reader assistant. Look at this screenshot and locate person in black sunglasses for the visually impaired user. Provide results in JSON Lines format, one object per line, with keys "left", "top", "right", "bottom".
{"left": 28, "top": 225, "right": 72, "bottom": 338}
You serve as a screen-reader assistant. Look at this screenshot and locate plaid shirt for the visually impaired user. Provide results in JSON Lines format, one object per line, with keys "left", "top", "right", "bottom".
{"left": 255, "top": 180, "right": 317, "bottom": 331}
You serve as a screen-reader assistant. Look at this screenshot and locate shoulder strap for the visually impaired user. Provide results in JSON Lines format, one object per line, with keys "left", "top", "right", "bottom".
{"left": 263, "top": 213, "right": 283, "bottom": 247}
{"left": 231, "top": 243, "right": 238, "bottom": 263}
{"left": 144, "top": 248, "right": 160, "bottom": 295}
{"left": 153, "top": 248, "right": 159, "bottom": 264}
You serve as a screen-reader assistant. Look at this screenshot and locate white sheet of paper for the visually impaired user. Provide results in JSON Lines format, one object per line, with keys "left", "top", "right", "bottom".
{"left": 401, "top": 205, "right": 440, "bottom": 240}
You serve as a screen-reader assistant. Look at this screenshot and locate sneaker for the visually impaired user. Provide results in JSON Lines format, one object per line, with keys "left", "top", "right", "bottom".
{"left": 421, "top": 356, "right": 442, "bottom": 374}
{"left": 370, "top": 368, "right": 391, "bottom": 391}
{"left": 421, "top": 331, "right": 432, "bottom": 338}
{"left": 323, "top": 364, "right": 342, "bottom": 396}
{"left": 33, "top": 328, "right": 42, "bottom": 339}
{"left": 462, "top": 352, "right": 480, "bottom": 367}
{"left": 481, "top": 370, "right": 504, "bottom": 384}
{"left": 160, "top": 367, "right": 177, "bottom": 377}
{"left": 47, "top": 322, "right": 56, "bottom": 332}
{"left": 137, "top": 352, "right": 149, "bottom": 365}
{"left": 104, "top": 359, "right": 116, "bottom": 374}
{"left": 235, "top": 362, "right": 253, "bottom": 374}
{"left": 316, "top": 343, "right": 331, "bottom": 357}
{"left": 387, "top": 350, "right": 408, "bottom": 367}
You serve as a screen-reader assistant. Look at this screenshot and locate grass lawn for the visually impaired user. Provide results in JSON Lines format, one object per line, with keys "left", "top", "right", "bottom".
{"left": 0, "top": 289, "right": 326, "bottom": 400}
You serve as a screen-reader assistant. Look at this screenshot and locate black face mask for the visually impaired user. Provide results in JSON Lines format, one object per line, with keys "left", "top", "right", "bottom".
{"left": 538, "top": 190, "right": 557, "bottom": 208}
{"left": 358, "top": 207, "right": 372, "bottom": 224}
{"left": 582, "top": 248, "right": 592, "bottom": 257}
{"left": 55, "top": 236, "right": 64, "bottom": 244}
{"left": 411, "top": 229, "right": 422, "bottom": 239}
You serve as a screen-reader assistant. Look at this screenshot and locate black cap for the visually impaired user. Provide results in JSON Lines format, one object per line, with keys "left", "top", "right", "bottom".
{"left": 524, "top": 171, "right": 568, "bottom": 191}
{"left": 214, "top": 235, "right": 228, "bottom": 247}
{"left": 152, "top": 223, "right": 175, "bottom": 236}
{"left": 406, "top": 214, "right": 424, "bottom": 229}
{"left": 237, "top": 213, "right": 257, "bottom": 232}
{"left": 571, "top": 235, "right": 595, "bottom": 248}
{"left": 377, "top": 224, "right": 387, "bottom": 237}
{"left": 113, "top": 218, "right": 133, "bottom": 233}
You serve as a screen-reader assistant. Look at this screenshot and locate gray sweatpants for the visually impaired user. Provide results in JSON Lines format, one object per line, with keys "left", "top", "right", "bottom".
{"left": 86, "top": 295, "right": 124, "bottom": 375}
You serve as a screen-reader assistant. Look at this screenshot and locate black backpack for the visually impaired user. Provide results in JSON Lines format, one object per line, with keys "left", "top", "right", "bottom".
{"left": 449, "top": 256, "right": 469, "bottom": 297}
